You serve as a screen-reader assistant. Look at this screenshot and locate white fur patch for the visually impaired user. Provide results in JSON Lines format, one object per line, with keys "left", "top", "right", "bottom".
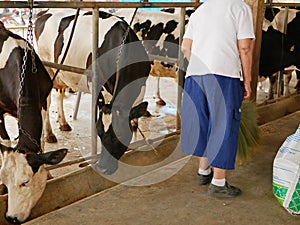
{"left": 270, "top": 9, "right": 297, "bottom": 33}
{"left": 262, "top": 18, "right": 271, "bottom": 32}
{"left": 101, "top": 89, "right": 112, "bottom": 132}
{"left": 1, "top": 151, "right": 47, "bottom": 223}
{"left": 102, "top": 113, "right": 112, "bottom": 133}
{"left": 0, "top": 37, "right": 27, "bottom": 69}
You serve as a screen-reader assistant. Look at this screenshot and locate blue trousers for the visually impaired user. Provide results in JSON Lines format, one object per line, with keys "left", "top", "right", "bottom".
{"left": 180, "top": 75, "right": 244, "bottom": 170}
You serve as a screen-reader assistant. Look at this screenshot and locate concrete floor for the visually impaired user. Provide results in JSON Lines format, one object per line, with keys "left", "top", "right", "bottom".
{"left": 24, "top": 111, "right": 300, "bottom": 225}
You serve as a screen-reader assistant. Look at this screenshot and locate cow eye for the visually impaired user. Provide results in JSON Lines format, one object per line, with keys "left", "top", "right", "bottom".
{"left": 21, "top": 180, "right": 31, "bottom": 187}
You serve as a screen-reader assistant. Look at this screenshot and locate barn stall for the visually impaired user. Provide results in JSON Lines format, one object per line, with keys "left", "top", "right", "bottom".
{"left": 0, "top": 0, "right": 300, "bottom": 224}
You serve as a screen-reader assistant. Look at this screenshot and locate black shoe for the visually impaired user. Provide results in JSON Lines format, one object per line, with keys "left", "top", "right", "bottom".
{"left": 208, "top": 181, "right": 241, "bottom": 198}
{"left": 197, "top": 170, "right": 213, "bottom": 185}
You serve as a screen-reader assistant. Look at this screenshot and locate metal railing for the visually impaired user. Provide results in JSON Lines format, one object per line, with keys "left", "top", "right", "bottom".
{"left": 0, "top": 1, "right": 200, "bottom": 160}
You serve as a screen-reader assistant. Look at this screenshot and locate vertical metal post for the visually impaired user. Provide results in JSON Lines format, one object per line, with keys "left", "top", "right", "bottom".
{"left": 91, "top": 7, "right": 99, "bottom": 156}
{"left": 73, "top": 91, "right": 82, "bottom": 120}
{"left": 276, "top": 6, "right": 289, "bottom": 98}
{"left": 176, "top": 7, "right": 186, "bottom": 131}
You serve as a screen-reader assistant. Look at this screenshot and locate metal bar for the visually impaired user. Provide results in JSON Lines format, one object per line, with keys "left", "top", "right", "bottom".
{"left": 276, "top": 6, "right": 289, "bottom": 99}
{"left": 43, "top": 61, "right": 86, "bottom": 74}
{"left": 46, "top": 130, "right": 180, "bottom": 171}
{"left": 0, "top": 1, "right": 201, "bottom": 9}
{"left": 127, "top": 130, "right": 180, "bottom": 151}
{"left": 73, "top": 92, "right": 82, "bottom": 120}
{"left": 2, "top": 1, "right": 299, "bottom": 9}
{"left": 91, "top": 7, "right": 99, "bottom": 157}
{"left": 264, "top": 2, "right": 300, "bottom": 8}
{"left": 148, "top": 54, "right": 178, "bottom": 64}
{"left": 176, "top": 7, "right": 186, "bottom": 131}
{"left": 46, "top": 154, "right": 100, "bottom": 170}
{"left": 44, "top": 55, "right": 177, "bottom": 75}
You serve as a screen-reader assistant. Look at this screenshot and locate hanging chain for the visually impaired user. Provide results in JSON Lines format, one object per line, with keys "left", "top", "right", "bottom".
{"left": 111, "top": 8, "right": 138, "bottom": 102}
{"left": 18, "top": 0, "right": 41, "bottom": 151}
{"left": 28, "top": 5, "right": 37, "bottom": 73}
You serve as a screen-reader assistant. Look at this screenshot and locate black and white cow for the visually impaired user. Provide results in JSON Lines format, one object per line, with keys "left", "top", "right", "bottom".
{"left": 34, "top": 9, "right": 151, "bottom": 175}
{"left": 114, "top": 8, "right": 191, "bottom": 105}
{"left": 0, "top": 22, "right": 67, "bottom": 224}
{"left": 260, "top": 6, "right": 300, "bottom": 99}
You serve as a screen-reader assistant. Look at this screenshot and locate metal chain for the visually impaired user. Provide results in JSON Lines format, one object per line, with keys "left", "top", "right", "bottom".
{"left": 19, "top": 126, "right": 41, "bottom": 150}
{"left": 113, "top": 25, "right": 131, "bottom": 97}
{"left": 112, "top": 8, "right": 138, "bottom": 102}
{"left": 18, "top": 1, "right": 41, "bottom": 151}
{"left": 27, "top": 6, "right": 37, "bottom": 73}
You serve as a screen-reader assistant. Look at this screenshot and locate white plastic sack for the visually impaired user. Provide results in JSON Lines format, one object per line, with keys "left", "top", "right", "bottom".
{"left": 273, "top": 125, "right": 300, "bottom": 215}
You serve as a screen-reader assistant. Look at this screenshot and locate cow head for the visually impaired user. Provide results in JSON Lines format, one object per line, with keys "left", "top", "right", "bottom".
{"left": 95, "top": 91, "right": 148, "bottom": 175}
{"left": 0, "top": 144, "right": 67, "bottom": 224}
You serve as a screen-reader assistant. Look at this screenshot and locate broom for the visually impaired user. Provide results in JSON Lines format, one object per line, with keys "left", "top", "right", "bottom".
{"left": 237, "top": 100, "right": 261, "bottom": 160}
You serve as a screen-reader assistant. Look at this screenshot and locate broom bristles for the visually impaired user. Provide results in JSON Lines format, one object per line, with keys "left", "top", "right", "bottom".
{"left": 237, "top": 100, "right": 261, "bottom": 160}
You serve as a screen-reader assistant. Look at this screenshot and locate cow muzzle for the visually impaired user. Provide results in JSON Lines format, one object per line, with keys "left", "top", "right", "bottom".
{"left": 6, "top": 215, "right": 22, "bottom": 224}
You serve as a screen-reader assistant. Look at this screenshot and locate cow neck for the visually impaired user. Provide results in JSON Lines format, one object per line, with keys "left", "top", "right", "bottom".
{"left": 17, "top": 57, "right": 42, "bottom": 153}
{"left": 16, "top": 3, "right": 42, "bottom": 153}
{"left": 110, "top": 8, "right": 138, "bottom": 105}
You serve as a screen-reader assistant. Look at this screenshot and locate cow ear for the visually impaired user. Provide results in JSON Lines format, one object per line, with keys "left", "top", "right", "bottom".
{"left": 129, "top": 102, "right": 148, "bottom": 120}
{"left": 41, "top": 148, "right": 68, "bottom": 165}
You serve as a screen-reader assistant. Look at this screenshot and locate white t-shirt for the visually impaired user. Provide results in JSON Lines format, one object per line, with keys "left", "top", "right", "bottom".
{"left": 184, "top": 0, "right": 255, "bottom": 79}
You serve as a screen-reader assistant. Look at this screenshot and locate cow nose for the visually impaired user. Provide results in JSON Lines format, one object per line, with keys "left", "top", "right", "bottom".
{"left": 6, "top": 216, "right": 20, "bottom": 224}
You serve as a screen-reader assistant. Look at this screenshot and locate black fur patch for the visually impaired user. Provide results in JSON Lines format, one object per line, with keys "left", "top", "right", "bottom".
{"left": 34, "top": 13, "right": 52, "bottom": 42}
{"left": 26, "top": 153, "right": 43, "bottom": 173}
{"left": 54, "top": 15, "right": 75, "bottom": 63}
{"left": 83, "top": 10, "right": 113, "bottom": 19}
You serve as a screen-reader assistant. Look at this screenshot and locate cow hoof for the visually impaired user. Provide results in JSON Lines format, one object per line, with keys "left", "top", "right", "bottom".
{"left": 45, "top": 135, "right": 58, "bottom": 143}
{"left": 156, "top": 99, "right": 166, "bottom": 106}
{"left": 59, "top": 124, "right": 72, "bottom": 131}
{"left": 0, "top": 184, "right": 7, "bottom": 195}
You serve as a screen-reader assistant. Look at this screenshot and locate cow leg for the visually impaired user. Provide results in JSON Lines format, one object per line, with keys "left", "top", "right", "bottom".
{"left": 283, "top": 72, "right": 292, "bottom": 96}
{"left": 268, "top": 75, "right": 277, "bottom": 100}
{"left": 56, "top": 88, "right": 72, "bottom": 132}
{"left": 43, "top": 94, "right": 58, "bottom": 143}
{"left": 131, "top": 85, "right": 151, "bottom": 133}
{"left": 41, "top": 101, "right": 56, "bottom": 180}
{"left": 156, "top": 77, "right": 166, "bottom": 106}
